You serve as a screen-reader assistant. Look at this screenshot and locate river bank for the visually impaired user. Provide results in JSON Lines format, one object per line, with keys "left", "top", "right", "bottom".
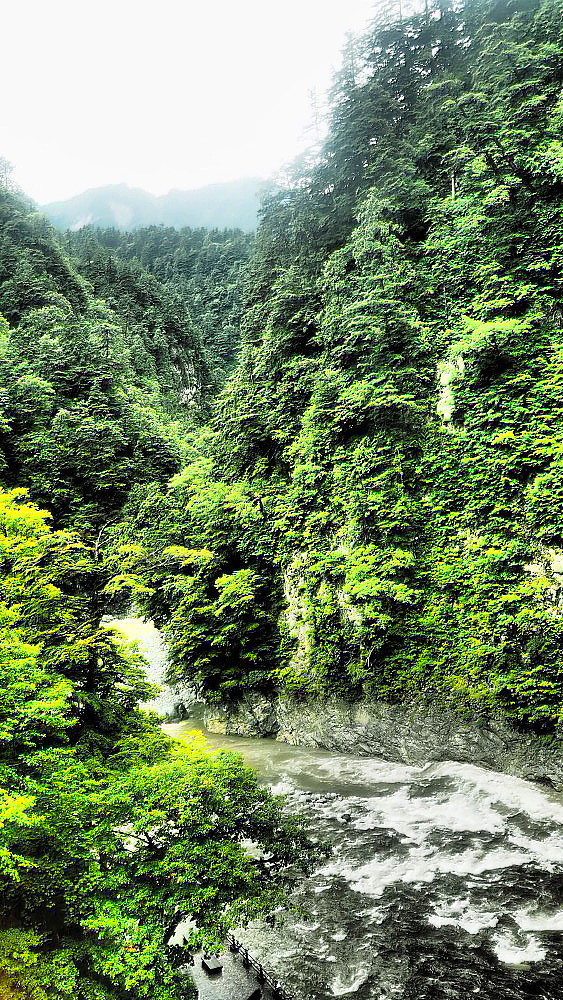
{"left": 203, "top": 695, "right": 563, "bottom": 791}
{"left": 105, "top": 615, "right": 563, "bottom": 790}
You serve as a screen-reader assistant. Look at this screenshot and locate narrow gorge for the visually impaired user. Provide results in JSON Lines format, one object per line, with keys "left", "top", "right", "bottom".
{"left": 1, "top": 0, "right": 563, "bottom": 997}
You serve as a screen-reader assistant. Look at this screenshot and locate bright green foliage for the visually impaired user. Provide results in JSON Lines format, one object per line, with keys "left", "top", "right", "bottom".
{"left": 0, "top": 489, "right": 316, "bottom": 1000}
{"left": 107, "top": 461, "right": 281, "bottom": 702}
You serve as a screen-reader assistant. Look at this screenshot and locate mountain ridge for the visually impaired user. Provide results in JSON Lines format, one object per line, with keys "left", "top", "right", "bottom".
{"left": 42, "top": 176, "right": 264, "bottom": 232}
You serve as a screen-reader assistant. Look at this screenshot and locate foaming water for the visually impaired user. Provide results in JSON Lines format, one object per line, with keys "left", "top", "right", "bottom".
{"left": 165, "top": 720, "right": 563, "bottom": 999}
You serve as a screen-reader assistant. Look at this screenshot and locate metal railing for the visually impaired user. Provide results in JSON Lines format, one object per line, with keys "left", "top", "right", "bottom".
{"left": 226, "top": 932, "right": 295, "bottom": 1000}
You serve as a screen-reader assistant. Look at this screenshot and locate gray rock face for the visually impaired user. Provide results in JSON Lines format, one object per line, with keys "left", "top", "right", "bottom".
{"left": 203, "top": 695, "right": 563, "bottom": 789}
{"left": 204, "top": 695, "right": 279, "bottom": 738}
{"left": 167, "top": 683, "right": 205, "bottom": 722}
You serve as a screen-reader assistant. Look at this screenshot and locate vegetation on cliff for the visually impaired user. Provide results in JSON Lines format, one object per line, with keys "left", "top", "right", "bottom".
{"left": 1, "top": 0, "right": 563, "bottom": 992}
{"left": 0, "top": 493, "right": 315, "bottom": 999}
{"left": 115, "top": 0, "right": 563, "bottom": 731}
{"left": 0, "top": 184, "right": 314, "bottom": 996}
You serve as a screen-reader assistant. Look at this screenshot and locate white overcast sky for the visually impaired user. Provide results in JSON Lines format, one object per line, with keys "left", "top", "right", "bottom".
{"left": 1, "top": 0, "right": 377, "bottom": 205}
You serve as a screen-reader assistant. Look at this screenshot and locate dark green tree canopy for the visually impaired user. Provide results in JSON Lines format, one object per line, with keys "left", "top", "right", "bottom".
{"left": 112, "top": 0, "right": 563, "bottom": 731}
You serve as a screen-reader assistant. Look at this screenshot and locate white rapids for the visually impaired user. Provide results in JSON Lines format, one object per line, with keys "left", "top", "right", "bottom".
{"left": 108, "top": 616, "right": 563, "bottom": 999}
{"left": 165, "top": 722, "right": 563, "bottom": 999}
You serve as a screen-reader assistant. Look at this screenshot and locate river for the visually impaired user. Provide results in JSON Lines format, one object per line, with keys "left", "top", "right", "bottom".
{"left": 110, "top": 617, "right": 563, "bottom": 999}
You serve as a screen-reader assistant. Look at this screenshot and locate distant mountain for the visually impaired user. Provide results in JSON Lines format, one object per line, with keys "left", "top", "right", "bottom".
{"left": 42, "top": 178, "right": 264, "bottom": 232}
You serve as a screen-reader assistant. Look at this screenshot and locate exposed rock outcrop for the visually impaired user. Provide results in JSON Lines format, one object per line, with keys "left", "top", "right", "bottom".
{"left": 204, "top": 695, "right": 563, "bottom": 790}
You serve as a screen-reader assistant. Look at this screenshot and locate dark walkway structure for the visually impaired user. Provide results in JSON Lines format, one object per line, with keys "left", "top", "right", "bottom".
{"left": 187, "top": 934, "right": 295, "bottom": 1000}
{"left": 226, "top": 933, "right": 294, "bottom": 1000}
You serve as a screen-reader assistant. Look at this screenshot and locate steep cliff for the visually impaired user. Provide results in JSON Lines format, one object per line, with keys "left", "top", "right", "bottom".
{"left": 114, "top": 0, "right": 563, "bottom": 737}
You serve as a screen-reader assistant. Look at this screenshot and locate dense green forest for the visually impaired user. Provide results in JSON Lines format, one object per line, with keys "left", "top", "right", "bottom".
{"left": 0, "top": 185, "right": 313, "bottom": 997}
{"left": 1, "top": 0, "right": 563, "bottom": 994}
{"left": 113, "top": 0, "right": 563, "bottom": 731}
{"left": 63, "top": 224, "right": 252, "bottom": 391}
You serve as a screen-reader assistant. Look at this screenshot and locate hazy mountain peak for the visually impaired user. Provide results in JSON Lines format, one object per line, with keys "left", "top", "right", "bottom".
{"left": 43, "top": 177, "right": 264, "bottom": 232}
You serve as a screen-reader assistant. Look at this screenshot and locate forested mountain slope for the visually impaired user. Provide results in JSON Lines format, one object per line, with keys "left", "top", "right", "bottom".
{"left": 0, "top": 186, "right": 253, "bottom": 530}
{"left": 0, "top": 186, "right": 207, "bottom": 531}
{"left": 116, "top": 0, "right": 563, "bottom": 733}
{"left": 0, "top": 184, "right": 314, "bottom": 998}
{"left": 64, "top": 224, "right": 253, "bottom": 390}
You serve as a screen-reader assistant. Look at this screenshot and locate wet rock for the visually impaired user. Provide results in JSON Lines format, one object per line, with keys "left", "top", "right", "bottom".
{"left": 202, "top": 695, "right": 563, "bottom": 790}
{"left": 166, "top": 683, "right": 205, "bottom": 722}
{"left": 201, "top": 956, "right": 223, "bottom": 975}
{"left": 204, "top": 695, "right": 279, "bottom": 738}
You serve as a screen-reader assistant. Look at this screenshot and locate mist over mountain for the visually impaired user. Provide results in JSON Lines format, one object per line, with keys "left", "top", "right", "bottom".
{"left": 42, "top": 177, "right": 264, "bottom": 232}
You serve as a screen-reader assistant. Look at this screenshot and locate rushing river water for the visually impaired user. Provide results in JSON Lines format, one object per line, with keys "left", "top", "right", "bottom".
{"left": 110, "top": 617, "right": 563, "bottom": 999}
{"left": 165, "top": 721, "right": 563, "bottom": 1000}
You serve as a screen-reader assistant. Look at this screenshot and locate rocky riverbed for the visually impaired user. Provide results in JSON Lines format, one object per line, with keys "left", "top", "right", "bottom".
{"left": 166, "top": 720, "right": 563, "bottom": 1000}
{"left": 105, "top": 615, "right": 563, "bottom": 998}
